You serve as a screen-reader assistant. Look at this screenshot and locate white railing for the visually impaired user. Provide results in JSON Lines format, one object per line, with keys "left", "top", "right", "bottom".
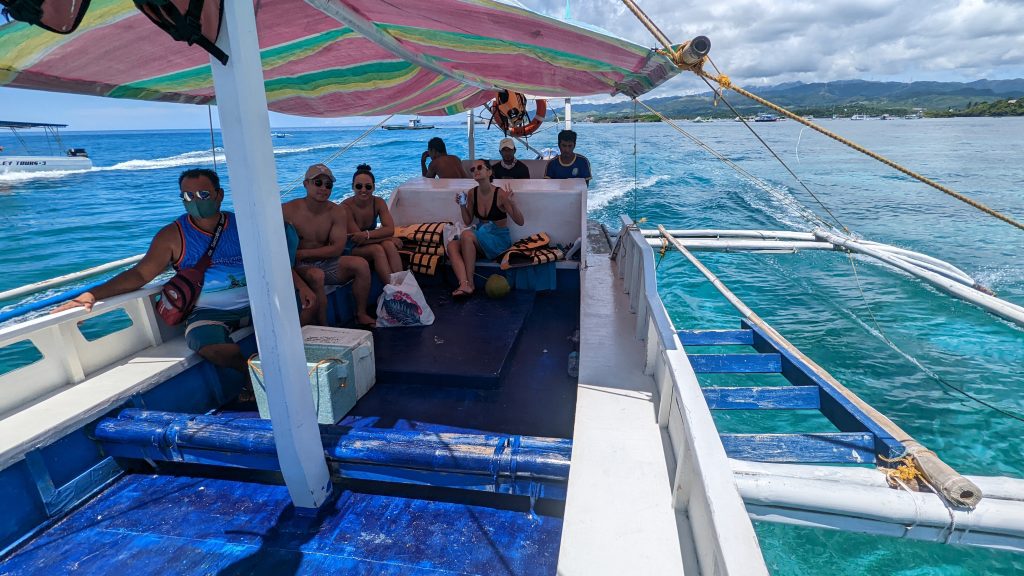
{"left": 0, "top": 286, "right": 176, "bottom": 417}
{"left": 614, "top": 216, "right": 768, "bottom": 575}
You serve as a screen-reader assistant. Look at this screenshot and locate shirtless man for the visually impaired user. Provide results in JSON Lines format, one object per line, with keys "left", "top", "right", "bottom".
{"left": 283, "top": 164, "right": 375, "bottom": 327}
{"left": 421, "top": 137, "right": 468, "bottom": 178}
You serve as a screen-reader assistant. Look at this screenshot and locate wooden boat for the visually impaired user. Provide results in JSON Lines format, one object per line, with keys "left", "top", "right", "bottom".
{"left": 382, "top": 118, "right": 435, "bottom": 130}
{"left": 0, "top": 1, "right": 1022, "bottom": 574}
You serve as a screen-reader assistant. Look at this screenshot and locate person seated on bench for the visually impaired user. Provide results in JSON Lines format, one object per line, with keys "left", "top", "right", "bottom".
{"left": 447, "top": 159, "right": 525, "bottom": 298}
{"left": 491, "top": 137, "right": 530, "bottom": 179}
{"left": 51, "top": 169, "right": 259, "bottom": 373}
{"left": 342, "top": 163, "right": 404, "bottom": 284}
{"left": 544, "top": 129, "right": 591, "bottom": 185}
{"left": 421, "top": 137, "right": 468, "bottom": 179}
{"left": 285, "top": 221, "right": 327, "bottom": 326}
{"left": 284, "top": 163, "right": 375, "bottom": 328}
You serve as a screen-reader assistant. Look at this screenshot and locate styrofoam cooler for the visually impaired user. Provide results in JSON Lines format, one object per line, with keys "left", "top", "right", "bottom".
{"left": 301, "top": 325, "right": 376, "bottom": 399}
{"left": 248, "top": 349, "right": 357, "bottom": 424}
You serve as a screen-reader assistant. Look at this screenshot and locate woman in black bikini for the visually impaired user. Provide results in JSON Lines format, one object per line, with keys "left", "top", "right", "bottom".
{"left": 342, "top": 164, "right": 404, "bottom": 284}
{"left": 447, "top": 159, "right": 524, "bottom": 298}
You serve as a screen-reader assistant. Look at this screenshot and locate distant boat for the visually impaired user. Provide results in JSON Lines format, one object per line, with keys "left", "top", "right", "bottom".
{"left": 850, "top": 114, "right": 870, "bottom": 120}
{"left": 692, "top": 116, "right": 712, "bottom": 123}
{"left": 271, "top": 132, "right": 293, "bottom": 138}
{"left": 753, "top": 113, "right": 778, "bottom": 122}
{"left": 0, "top": 120, "right": 93, "bottom": 173}
{"left": 382, "top": 118, "right": 435, "bottom": 130}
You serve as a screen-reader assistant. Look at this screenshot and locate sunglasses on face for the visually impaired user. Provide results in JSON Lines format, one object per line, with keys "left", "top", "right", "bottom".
{"left": 309, "top": 177, "right": 334, "bottom": 189}
{"left": 180, "top": 189, "right": 213, "bottom": 202}
{"left": 469, "top": 165, "right": 488, "bottom": 173}
{"left": 354, "top": 183, "right": 374, "bottom": 191}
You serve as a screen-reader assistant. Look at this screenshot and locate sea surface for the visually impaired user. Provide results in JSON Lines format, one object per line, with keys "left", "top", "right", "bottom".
{"left": 2, "top": 117, "right": 1023, "bottom": 574}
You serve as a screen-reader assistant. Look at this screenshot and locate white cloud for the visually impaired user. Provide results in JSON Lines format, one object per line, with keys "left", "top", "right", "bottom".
{"left": 519, "top": 0, "right": 1024, "bottom": 94}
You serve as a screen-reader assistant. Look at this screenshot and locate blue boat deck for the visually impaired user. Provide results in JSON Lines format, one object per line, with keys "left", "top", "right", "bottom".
{"left": 1, "top": 279, "right": 581, "bottom": 575}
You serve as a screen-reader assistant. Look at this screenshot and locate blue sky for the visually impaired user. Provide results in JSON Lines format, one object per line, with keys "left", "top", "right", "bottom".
{"left": 2, "top": 0, "right": 1022, "bottom": 131}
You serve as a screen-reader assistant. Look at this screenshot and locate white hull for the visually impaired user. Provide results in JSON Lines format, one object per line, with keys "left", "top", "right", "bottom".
{"left": 0, "top": 155, "right": 92, "bottom": 173}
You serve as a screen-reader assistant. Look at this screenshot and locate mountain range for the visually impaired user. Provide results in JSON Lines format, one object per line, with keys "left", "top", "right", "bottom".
{"left": 554, "top": 79, "right": 1024, "bottom": 119}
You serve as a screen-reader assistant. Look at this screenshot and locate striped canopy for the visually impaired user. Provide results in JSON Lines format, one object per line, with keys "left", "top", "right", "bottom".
{"left": 0, "top": 0, "right": 679, "bottom": 117}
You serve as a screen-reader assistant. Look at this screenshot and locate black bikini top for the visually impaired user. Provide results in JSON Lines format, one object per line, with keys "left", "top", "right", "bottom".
{"left": 473, "top": 186, "right": 507, "bottom": 222}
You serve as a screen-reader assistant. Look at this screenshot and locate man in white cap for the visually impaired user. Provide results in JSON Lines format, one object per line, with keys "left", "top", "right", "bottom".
{"left": 490, "top": 137, "right": 531, "bottom": 179}
{"left": 283, "top": 163, "right": 375, "bottom": 327}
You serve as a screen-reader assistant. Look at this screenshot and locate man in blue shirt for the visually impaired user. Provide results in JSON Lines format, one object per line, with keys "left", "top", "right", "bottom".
{"left": 544, "top": 129, "right": 591, "bottom": 184}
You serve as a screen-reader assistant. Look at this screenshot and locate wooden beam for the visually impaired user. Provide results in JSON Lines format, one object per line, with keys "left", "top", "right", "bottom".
{"left": 702, "top": 386, "right": 820, "bottom": 410}
{"left": 687, "top": 353, "right": 781, "bottom": 373}
{"left": 677, "top": 329, "right": 754, "bottom": 346}
{"left": 720, "top": 433, "right": 876, "bottom": 463}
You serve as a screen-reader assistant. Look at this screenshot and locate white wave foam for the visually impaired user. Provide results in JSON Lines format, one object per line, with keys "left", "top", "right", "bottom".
{"left": 0, "top": 169, "right": 94, "bottom": 183}
{"left": 588, "top": 174, "right": 671, "bottom": 210}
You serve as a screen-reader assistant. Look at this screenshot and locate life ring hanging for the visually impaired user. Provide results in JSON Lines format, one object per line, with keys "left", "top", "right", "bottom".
{"left": 488, "top": 90, "right": 546, "bottom": 138}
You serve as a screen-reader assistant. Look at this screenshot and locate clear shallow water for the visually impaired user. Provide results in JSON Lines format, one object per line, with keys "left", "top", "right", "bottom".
{"left": 1, "top": 118, "right": 1022, "bottom": 573}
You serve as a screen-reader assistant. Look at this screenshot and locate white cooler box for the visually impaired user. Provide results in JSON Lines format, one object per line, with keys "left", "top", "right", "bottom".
{"left": 301, "top": 325, "right": 376, "bottom": 399}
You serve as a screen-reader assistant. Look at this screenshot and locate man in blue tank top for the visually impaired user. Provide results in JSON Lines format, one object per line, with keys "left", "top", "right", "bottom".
{"left": 50, "top": 169, "right": 307, "bottom": 376}
{"left": 543, "top": 129, "right": 592, "bottom": 184}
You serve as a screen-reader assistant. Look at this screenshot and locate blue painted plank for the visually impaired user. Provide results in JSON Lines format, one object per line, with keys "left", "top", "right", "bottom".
{"left": 720, "top": 432, "right": 876, "bottom": 463}
{"left": 742, "top": 320, "right": 905, "bottom": 459}
{"left": 677, "top": 329, "right": 754, "bottom": 346}
{"left": 1, "top": 473, "right": 563, "bottom": 575}
{"left": 702, "top": 386, "right": 820, "bottom": 410}
{"left": 687, "top": 353, "right": 782, "bottom": 373}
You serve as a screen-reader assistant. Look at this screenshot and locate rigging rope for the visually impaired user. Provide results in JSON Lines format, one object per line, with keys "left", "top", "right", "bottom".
{"left": 697, "top": 62, "right": 1024, "bottom": 232}
{"left": 279, "top": 114, "right": 395, "bottom": 196}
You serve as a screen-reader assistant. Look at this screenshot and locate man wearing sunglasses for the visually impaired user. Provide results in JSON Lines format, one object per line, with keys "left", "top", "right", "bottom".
{"left": 52, "top": 169, "right": 252, "bottom": 373}
{"left": 283, "top": 164, "right": 375, "bottom": 327}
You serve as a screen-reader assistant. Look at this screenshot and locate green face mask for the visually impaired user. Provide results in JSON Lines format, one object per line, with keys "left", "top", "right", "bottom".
{"left": 184, "top": 198, "right": 219, "bottom": 219}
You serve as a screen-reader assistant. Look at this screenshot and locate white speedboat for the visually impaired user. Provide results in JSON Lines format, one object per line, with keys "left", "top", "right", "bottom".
{"left": 0, "top": 121, "right": 92, "bottom": 173}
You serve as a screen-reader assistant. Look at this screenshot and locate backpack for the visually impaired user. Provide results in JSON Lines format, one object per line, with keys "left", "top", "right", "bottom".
{"left": 0, "top": 0, "right": 92, "bottom": 34}
{"left": 134, "top": 0, "right": 228, "bottom": 65}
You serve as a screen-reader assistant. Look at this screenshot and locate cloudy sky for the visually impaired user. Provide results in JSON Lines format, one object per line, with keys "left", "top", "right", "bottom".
{"left": 1, "top": 0, "right": 1021, "bottom": 130}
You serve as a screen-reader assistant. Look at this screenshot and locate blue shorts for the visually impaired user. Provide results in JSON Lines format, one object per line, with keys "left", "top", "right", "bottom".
{"left": 475, "top": 222, "right": 512, "bottom": 260}
{"left": 184, "top": 306, "right": 251, "bottom": 351}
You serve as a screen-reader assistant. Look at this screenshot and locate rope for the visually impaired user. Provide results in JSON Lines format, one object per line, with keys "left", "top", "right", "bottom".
{"left": 698, "top": 65, "right": 1024, "bottom": 232}
{"left": 635, "top": 99, "right": 836, "bottom": 230}
{"left": 207, "top": 105, "right": 218, "bottom": 171}
{"left": 278, "top": 114, "right": 395, "bottom": 196}
{"left": 247, "top": 355, "right": 346, "bottom": 383}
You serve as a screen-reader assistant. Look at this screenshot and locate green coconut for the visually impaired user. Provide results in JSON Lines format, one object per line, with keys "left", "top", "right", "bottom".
{"left": 485, "top": 274, "right": 510, "bottom": 299}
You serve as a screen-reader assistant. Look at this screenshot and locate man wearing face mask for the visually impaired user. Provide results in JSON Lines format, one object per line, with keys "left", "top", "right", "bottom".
{"left": 52, "top": 168, "right": 251, "bottom": 372}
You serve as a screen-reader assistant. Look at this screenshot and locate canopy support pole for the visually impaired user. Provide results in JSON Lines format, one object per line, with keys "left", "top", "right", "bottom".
{"left": 467, "top": 109, "right": 475, "bottom": 161}
{"left": 564, "top": 98, "right": 572, "bottom": 130}
{"left": 210, "top": 0, "right": 332, "bottom": 509}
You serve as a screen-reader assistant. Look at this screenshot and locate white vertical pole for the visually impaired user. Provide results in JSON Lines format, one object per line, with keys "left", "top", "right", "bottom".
{"left": 210, "top": 0, "right": 331, "bottom": 508}
{"left": 565, "top": 97, "right": 572, "bottom": 130}
{"left": 467, "top": 109, "right": 476, "bottom": 161}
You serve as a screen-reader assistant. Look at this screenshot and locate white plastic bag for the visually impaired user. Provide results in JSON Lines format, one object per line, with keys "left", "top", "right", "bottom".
{"left": 376, "top": 271, "right": 436, "bottom": 327}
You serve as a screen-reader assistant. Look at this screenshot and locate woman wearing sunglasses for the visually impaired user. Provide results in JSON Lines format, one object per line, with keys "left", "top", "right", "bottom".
{"left": 342, "top": 164, "right": 404, "bottom": 284}
{"left": 448, "top": 159, "right": 524, "bottom": 298}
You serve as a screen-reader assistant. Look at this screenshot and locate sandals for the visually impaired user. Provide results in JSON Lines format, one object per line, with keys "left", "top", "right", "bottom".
{"left": 452, "top": 281, "right": 475, "bottom": 300}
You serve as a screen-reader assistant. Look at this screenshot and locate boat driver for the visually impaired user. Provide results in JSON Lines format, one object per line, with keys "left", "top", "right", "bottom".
{"left": 544, "top": 129, "right": 592, "bottom": 185}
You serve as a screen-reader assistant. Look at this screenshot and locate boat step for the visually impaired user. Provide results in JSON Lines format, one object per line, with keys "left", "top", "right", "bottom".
{"left": 676, "top": 329, "right": 754, "bottom": 346}
{"left": 702, "top": 386, "right": 819, "bottom": 410}
{"left": 719, "top": 432, "right": 876, "bottom": 463}
{"left": 688, "top": 353, "right": 781, "bottom": 373}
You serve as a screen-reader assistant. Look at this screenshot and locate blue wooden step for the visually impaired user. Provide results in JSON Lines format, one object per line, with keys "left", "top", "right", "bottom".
{"left": 677, "top": 329, "right": 754, "bottom": 346}
{"left": 702, "top": 386, "right": 820, "bottom": 410}
{"left": 688, "top": 353, "right": 781, "bottom": 373}
{"left": 720, "top": 432, "right": 876, "bottom": 463}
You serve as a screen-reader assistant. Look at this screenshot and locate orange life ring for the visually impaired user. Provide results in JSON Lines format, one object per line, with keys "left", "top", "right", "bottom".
{"left": 490, "top": 92, "right": 546, "bottom": 137}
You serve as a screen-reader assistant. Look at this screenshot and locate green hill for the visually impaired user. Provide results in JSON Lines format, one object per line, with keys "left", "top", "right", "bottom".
{"left": 559, "top": 79, "right": 1024, "bottom": 120}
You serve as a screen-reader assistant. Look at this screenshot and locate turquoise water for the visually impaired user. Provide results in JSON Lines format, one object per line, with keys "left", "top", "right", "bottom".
{"left": 1, "top": 118, "right": 1023, "bottom": 573}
